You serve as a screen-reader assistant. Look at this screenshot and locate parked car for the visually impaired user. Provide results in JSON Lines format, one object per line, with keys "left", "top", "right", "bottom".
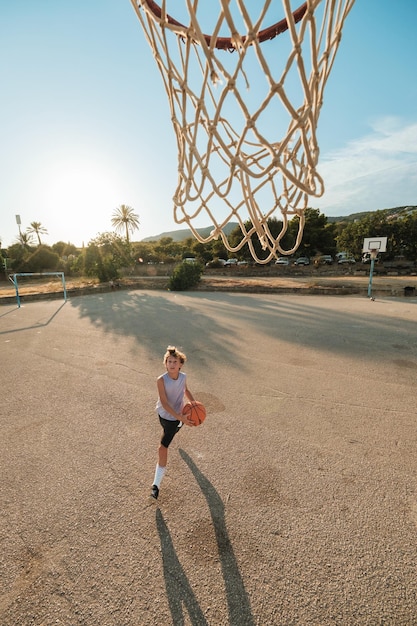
{"left": 224, "top": 258, "right": 238, "bottom": 266}
{"left": 316, "top": 255, "right": 333, "bottom": 265}
{"left": 294, "top": 257, "right": 310, "bottom": 265}
{"left": 275, "top": 257, "right": 290, "bottom": 265}
{"left": 335, "top": 252, "right": 349, "bottom": 261}
{"left": 205, "top": 258, "right": 227, "bottom": 268}
{"left": 362, "top": 253, "right": 380, "bottom": 264}
{"left": 338, "top": 256, "right": 356, "bottom": 264}
{"left": 237, "top": 260, "right": 248, "bottom": 266}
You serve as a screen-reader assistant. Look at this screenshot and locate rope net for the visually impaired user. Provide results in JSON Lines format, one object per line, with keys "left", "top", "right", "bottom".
{"left": 130, "top": 0, "right": 355, "bottom": 263}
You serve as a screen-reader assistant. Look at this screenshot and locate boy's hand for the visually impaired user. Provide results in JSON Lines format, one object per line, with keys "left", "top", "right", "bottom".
{"left": 181, "top": 406, "right": 195, "bottom": 426}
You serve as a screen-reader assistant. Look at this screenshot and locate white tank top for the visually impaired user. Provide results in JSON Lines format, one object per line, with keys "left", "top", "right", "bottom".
{"left": 156, "top": 371, "right": 187, "bottom": 421}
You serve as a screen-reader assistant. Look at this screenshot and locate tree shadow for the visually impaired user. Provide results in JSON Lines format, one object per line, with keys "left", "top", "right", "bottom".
{"left": 156, "top": 508, "right": 209, "bottom": 626}
{"left": 69, "top": 290, "right": 240, "bottom": 368}
{"left": 68, "top": 289, "right": 417, "bottom": 367}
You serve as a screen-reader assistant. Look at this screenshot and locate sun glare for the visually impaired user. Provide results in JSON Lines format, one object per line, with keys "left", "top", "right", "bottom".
{"left": 36, "top": 158, "right": 128, "bottom": 245}
{"left": 45, "top": 161, "right": 121, "bottom": 210}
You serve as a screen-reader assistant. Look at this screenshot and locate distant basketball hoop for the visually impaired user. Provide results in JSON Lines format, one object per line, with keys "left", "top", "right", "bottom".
{"left": 362, "top": 237, "right": 387, "bottom": 255}
{"left": 130, "top": 0, "right": 356, "bottom": 263}
{"left": 362, "top": 237, "right": 387, "bottom": 299}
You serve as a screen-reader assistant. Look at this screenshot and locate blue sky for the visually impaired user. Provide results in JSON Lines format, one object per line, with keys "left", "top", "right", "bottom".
{"left": 1, "top": 1, "right": 416, "bottom": 248}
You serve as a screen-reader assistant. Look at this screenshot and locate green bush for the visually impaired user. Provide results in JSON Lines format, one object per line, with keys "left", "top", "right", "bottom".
{"left": 21, "top": 245, "right": 60, "bottom": 273}
{"left": 82, "top": 245, "right": 120, "bottom": 283}
{"left": 169, "top": 261, "right": 203, "bottom": 291}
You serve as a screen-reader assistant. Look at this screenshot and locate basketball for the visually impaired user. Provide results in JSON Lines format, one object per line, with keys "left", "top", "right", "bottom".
{"left": 182, "top": 401, "right": 206, "bottom": 426}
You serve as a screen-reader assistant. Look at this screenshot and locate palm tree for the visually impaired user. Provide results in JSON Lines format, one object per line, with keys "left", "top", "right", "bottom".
{"left": 27, "top": 221, "right": 48, "bottom": 245}
{"left": 17, "top": 232, "right": 34, "bottom": 248}
{"left": 111, "top": 205, "right": 140, "bottom": 243}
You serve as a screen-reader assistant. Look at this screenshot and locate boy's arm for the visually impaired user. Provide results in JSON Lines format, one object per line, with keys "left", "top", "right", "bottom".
{"left": 184, "top": 385, "right": 195, "bottom": 403}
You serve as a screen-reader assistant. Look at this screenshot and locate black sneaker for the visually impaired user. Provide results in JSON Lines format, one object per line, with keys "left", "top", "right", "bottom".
{"left": 150, "top": 485, "right": 159, "bottom": 500}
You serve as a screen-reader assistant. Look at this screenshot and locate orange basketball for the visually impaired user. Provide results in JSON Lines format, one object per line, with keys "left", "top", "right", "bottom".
{"left": 182, "top": 401, "right": 206, "bottom": 426}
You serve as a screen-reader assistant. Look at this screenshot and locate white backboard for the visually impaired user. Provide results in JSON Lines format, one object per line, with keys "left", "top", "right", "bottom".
{"left": 362, "top": 237, "right": 387, "bottom": 253}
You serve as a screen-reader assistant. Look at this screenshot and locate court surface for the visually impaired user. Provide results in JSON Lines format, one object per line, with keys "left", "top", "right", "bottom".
{"left": 1, "top": 289, "right": 417, "bottom": 625}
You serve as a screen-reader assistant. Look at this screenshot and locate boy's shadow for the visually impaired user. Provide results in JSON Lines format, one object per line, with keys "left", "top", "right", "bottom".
{"left": 156, "top": 509, "right": 209, "bottom": 626}
{"left": 156, "top": 449, "right": 254, "bottom": 626}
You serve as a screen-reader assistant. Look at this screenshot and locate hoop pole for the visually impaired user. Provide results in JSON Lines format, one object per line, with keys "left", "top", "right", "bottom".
{"left": 62, "top": 273, "right": 67, "bottom": 302}
{"left": 367, "top": 254, "right": 376, "bottom": 299}
{"left": 10, "top": 274, "right": 21, "bottom": 308}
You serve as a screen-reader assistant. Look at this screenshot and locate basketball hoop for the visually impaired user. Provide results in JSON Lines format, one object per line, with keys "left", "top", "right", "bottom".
{"left": 130, "top": 0, "right": 356, "bottom": 263}
{"left": 363, "top": 237, "right": 387, "bottom": 299}
{"left": 139, "top": 1, "right": 308, "bottom": 50}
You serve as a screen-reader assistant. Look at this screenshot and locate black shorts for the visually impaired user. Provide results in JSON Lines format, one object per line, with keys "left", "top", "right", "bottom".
{"left": 159, "top": 415, "right": 183, "bottom": 448}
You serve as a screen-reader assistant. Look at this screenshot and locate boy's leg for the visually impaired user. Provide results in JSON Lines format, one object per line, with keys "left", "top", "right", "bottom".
{"left": 153, "top": 444, "right": 168, "bottom": 489}
{"left": 158, "top": 444, "right": 168, "bottom": 467}
{"left": 151, "top": 418, "right": 181, "bottom": 499}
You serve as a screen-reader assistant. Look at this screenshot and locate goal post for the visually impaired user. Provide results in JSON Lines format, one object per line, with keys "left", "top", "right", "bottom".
{"left": 9, "top": 272, "right": 67, "bottom": 308}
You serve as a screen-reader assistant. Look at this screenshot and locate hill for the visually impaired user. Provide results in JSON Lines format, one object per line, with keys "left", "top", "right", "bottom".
{"left": 141, "top": 222, "right": 239, "bottom": 242}
{"left": 326, "top": 205, "right": 417, "bottom": 223}
{"left": 141, "top": 206, "right": 417, "bottom": 242}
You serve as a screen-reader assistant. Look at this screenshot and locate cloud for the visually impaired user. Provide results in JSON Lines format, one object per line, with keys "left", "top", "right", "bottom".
{"left": 318, "top": 117, "right": 417, "bottom": 214}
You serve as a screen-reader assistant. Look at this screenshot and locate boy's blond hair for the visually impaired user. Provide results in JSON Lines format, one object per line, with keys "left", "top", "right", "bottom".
{"left": 163, "top": 345, "right": 187, "bottom": 366}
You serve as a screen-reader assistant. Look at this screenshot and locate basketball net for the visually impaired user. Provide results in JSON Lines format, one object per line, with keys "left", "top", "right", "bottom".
{"left": 130, "top": 0, "right": 355, "bottom": 263}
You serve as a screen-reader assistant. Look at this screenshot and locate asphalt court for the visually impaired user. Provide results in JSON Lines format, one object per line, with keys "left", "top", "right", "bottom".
{"left": 1, "top": 290, "right": 417, "bottom": 625}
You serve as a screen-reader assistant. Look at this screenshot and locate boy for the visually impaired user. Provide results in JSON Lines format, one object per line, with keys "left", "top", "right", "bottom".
{"left": 151, "top": 346, "right": 195, "bottom": 499}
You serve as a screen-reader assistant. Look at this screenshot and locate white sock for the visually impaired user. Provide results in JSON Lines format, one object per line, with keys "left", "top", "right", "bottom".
{"left": 153, "top": 464, "right": 166, "bottom": 488}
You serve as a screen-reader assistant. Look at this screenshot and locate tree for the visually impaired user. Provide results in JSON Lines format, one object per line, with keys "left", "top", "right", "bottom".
{"left": 27, "top": 222, "right": 48, "bottom": 245}
{"left": 52, "top": 241, "right": 78, "bottom": 258}
{"left": 336, "top": 211, "right": 389, "bottom": 258}
{"left": 228, "top": 215, "right": 317, "bottom": 262}
{"left": 228, "top": 218, "right": 284, "bottom": 262}
{"left": 210, "top": 239, "right": 229, "bottom": 261}
{"left": 21, "top": 245, "right": 60, "bottom": 272}
{"left": 16, "top": 232, "right": 34, "bottom": 249}
{"left": 288, "top": 208, "right": 337, "bottom": 258}
{"left": 132, "top": 241, "right": 157, "bottom": 264}
{"left": 111, "top": 205, "right": 140, "bottom": 243}
{"left": 169, "top": 261, "right": 203, "bottom": 290}
{"left": 82, "top": 232, "right": 133, "bottom": 282}
{"left": 154, "top": 237, "right": 183, "bottom": 263}
{"left": 90, "top": 232, "right": 132, "bottom": 267}
{"left": 396, "top": 212, "right": 417, "bottom": 259}
{"left": 190, "top": 240, "right": 212, "bottom": 264}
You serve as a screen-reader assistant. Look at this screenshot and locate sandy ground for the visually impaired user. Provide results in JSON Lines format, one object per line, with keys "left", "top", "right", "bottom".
{"left": 1, "top": 271, "right": 416, "bottom": 303}
{"left": 1, "top": 286, "right": 417, "bottom": 625}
